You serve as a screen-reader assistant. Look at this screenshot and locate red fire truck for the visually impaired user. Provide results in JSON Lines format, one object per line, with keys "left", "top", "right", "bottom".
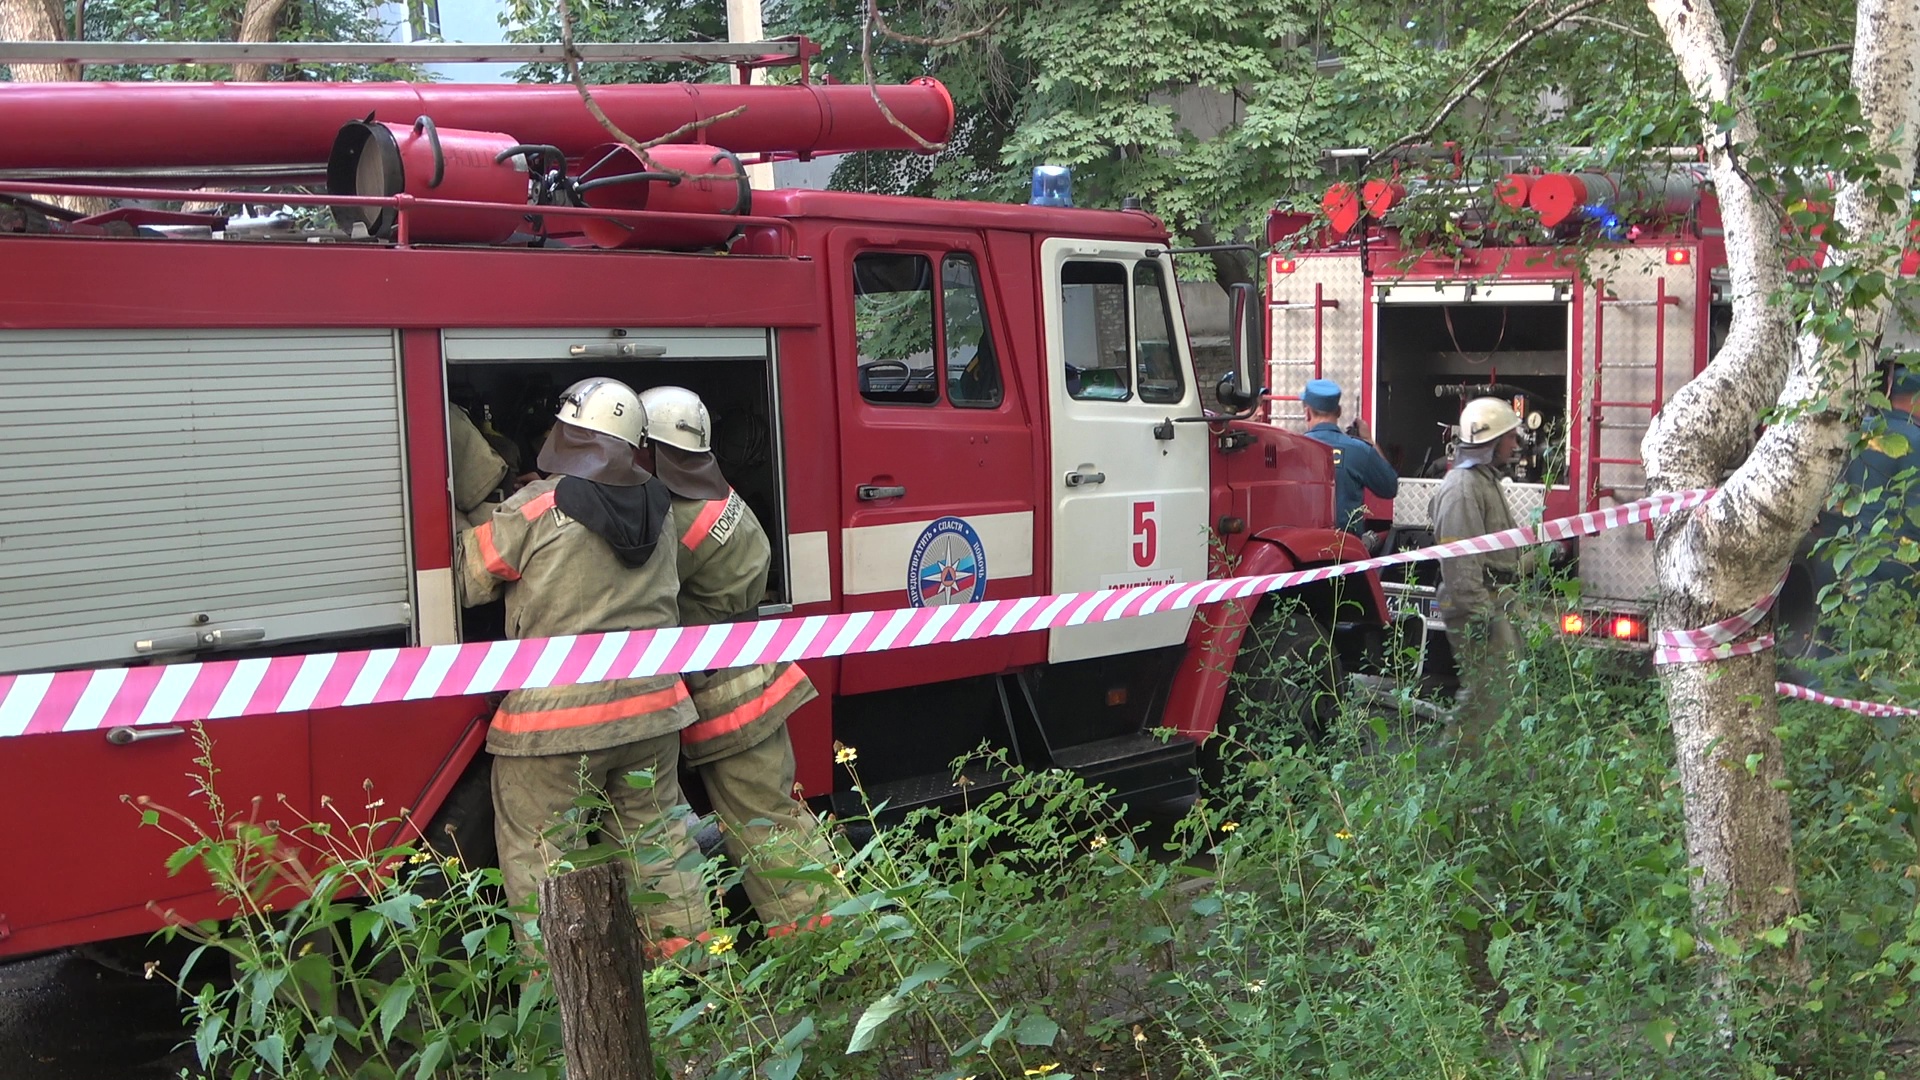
{"left": 0, "top": 48, "right": 1383, "bottom": 957}
{"left": 1259, "top": 165, "right": 1805, "bottom": 663}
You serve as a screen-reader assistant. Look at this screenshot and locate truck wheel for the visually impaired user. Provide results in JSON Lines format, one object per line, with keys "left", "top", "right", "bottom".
{"left": 414, "top": 754, "right": 496, "bottom": 880}
{"left": 1204, "top": 604, "right": 1343, "bottom": 784}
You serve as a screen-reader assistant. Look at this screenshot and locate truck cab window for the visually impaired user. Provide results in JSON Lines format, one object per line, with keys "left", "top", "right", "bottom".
{"left": 854, "top": 252, "right": 939, "bottom": 405}
{"left": 942, "top": 253, "right": 1003, "bottom": 408}
{"left": 1133, "top": 260, "right": 1184, "bottom": 404}
{"left": 1060, "top": 260, "right": 1133, "bottom": 401}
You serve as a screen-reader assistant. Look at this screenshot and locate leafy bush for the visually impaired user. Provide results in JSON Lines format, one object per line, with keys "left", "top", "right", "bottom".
{"left": 148, "top": 593, "right": 1918, "bottom": 1078}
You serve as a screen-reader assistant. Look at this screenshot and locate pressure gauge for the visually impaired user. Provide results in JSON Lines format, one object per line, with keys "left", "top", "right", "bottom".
{"left": 1526, "top": 411, "right": 1544, "bottom": 431}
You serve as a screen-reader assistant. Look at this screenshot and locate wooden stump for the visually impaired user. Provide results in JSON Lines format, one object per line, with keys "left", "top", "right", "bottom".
{"left": 537, "top": 862, "right": 656, "bottom": 1079}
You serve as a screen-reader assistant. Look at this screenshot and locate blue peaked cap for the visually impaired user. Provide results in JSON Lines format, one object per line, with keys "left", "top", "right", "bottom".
{"left": 1302, "top": 378, "right": 1342, "bottom": 412}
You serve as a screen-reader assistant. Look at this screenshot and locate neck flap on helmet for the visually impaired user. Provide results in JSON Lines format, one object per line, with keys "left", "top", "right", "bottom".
{"left": 536, "top": 422, "right": 652, "bottom": 487}
{"left": 652, "top": 444, "right": 732, "bottom": 502}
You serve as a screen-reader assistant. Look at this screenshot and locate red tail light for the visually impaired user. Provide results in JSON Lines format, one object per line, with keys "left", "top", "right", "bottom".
{"left": 1611, "top": 616, "right": 1642, "bottom": 640}
{"left": 1560, "top": 613, "right": 1586, "bottom": 635}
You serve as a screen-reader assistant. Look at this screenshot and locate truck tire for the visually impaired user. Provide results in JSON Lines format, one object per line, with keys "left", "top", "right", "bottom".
{"left": 414, "top": 753, "right": 496, "bottom": 882}
{"left": 1205, "top": 604, "right": 1343, "bottom": 784}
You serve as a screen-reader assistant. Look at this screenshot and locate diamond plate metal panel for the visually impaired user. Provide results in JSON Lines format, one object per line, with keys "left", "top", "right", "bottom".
{"left": 1580, "top": 526, "right": 1658, "bottom": 605}
{"left": 1267, "top": 254, "right": 1365, "bottom": 433}
{"left": 1390, "top": 478, "right": 1546, "bottom": 528}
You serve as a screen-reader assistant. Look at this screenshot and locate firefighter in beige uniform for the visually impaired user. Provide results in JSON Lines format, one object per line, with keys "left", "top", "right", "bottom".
{"left": 640, "top": 386, "right": 840, "bottom": 934}
{"left": 1429, "top": 397, "right": 1533, "bottom": 746}
{"left": 456, "top": 378, "right": 710, "bottom": 948}
{"left": 448, "top": 403, "right": 509, "bottom": 526}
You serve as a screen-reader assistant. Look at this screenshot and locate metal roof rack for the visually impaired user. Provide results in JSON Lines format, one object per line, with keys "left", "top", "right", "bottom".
{"left": 0, "top": 38, "right": 813, "bottom": 67}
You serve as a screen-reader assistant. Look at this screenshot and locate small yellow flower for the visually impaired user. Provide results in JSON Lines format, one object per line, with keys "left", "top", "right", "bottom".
{"left": 1024, "top": 1064, "right": 1060, "bottom": 1077}
{"left": 408, "top": 851, "right": 430, "bottom": 864}
{"left": 833, "top": 742, "right": 858, "bottom": 765}
{"left": 707, "top": 932, "right": 736, "bottom": 955}
{"left": 1220, "top": 821, "right": 1239, "bottom": 833}
{"left": 443, "top": 856, "right": 461, "bottom": 872}
{"left": 1335, "top": 829, "right": 1353, "bottom": 841}
{"left": 1089, "top": 835, "right": 1109, "bottom": 850}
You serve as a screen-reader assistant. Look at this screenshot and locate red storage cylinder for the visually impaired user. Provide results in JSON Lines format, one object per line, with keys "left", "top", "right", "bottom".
{"left": 1493, "top": 173, "right": 1533, "bottom": 210}
{"left": 1322, "top": 182, "right": 1362, "bottom": 236}
{"left": 328, "top": 117, "right": 528, "bottom": 243}
{"left": 574, "top": 143, "right": 750, "bottom": 251}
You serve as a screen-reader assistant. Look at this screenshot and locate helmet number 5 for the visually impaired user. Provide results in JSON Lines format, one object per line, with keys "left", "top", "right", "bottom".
{"left": 1131, "top": 500, "right": 1157, "bottom": 568}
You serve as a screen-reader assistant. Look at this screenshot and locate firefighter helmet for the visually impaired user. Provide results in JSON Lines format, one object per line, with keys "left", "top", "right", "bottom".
{"left": 638, "top": 386, "right": 713, "bottom": 454}
{"left": 554, "top": 377, "right": 647, "bottom": 448}
{"left": 1458, "top": 397, "right": 1522, "bottom": 446}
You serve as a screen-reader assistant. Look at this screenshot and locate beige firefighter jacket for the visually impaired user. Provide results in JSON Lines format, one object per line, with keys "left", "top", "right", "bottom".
{"left": 1429, "top": 463, "right": 1529, "bottom": 625}
{"left": 457, "top": 476, "right": 697, "bottom": 757}
{"left": 449, "top": 404, "right": 509, "bottom": 526}
{"left": 668, "top": 490, "right": 819, "bottom": 767}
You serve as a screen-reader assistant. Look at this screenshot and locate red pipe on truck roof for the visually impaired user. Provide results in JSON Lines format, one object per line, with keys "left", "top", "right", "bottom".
{"left": 1528, "top": 169, "right": 1704, "bottom": 228}
{"left": 0, "top": 78, "right": 956, "bottom": 171}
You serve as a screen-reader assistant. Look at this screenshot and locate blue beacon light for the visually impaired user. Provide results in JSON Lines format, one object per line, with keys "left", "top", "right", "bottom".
{"left": 1031, "top": 166, "right": 1074, "bottom": 207}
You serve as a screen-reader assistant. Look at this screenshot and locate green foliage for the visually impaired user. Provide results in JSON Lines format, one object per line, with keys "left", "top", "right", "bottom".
{"left": 68, "top": 0, "right": 412, "bottom": 82}
{"left": 151, "top": 592, "right": 1920, "bottom": 1076}
{"left": 140, "top": 729, "right": 559, "bottom": 1079}
{"left": 498, "top": 0, "right": 731, "bottom": 85}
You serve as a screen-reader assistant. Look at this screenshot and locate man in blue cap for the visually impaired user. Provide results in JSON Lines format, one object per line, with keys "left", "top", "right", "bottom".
{"left": 1300, "top": 378, "right": 1399, "bottom": 535}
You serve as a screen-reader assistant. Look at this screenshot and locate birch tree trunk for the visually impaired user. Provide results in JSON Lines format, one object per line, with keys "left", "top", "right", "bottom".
{"left": 1642, "top": 0, "right": 1920, "bottom": 978}
{"left": 0, "top": 0, "right": 75, "bottom": 81}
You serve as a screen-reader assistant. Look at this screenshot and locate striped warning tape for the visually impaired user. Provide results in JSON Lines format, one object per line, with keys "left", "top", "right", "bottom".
{"left": 6, "top": 486, "right": 1908, "bottom": 737}
{"left": 1651, "top": 578, "right": 1785, "bottom": 665}
{"left": 1777, "top": 682, "right": 1920, "bottom": 719}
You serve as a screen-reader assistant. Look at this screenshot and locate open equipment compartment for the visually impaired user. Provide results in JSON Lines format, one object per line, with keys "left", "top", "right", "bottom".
{"left": 443, "top": 326, "right": 786, "bottom": 643}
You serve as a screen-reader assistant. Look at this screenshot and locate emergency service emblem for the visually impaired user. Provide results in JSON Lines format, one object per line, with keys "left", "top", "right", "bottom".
{"left": 907, "top": 516, "right": 988, "bottom": 607}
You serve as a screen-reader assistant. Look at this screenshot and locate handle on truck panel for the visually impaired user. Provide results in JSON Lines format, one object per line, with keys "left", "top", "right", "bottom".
{"left": 1065, "top": 470, "right": 1106, "bottom": 487}
{"left": 106, "top": 726, "right": 186, "bottom": 746}
{"left": 857, "top": 484, "right": 907, "bottom": 501}
{"left": 133, "top": 626, "right": 266, "bottom": 654}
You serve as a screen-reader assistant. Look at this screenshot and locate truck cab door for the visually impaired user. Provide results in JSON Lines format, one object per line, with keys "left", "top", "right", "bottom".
{"left": 1040, "top": 239, "right": 1209, "bottom": 663}
{"left": 831, "top": 229, "right": 1039, "bottom": 691}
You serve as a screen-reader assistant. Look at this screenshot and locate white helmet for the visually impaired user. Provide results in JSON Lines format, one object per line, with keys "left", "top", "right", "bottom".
{"left": 554, "top": 377, "right": 646, "bottom": 448}
{"left": 1458, "top": 397, "right": 1522, "bottom": 446}
{"left": 638, "top": 385, "right": 712, "bottom": 454}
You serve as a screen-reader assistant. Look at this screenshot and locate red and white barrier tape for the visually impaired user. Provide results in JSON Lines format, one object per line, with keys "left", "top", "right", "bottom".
{"left": 0, "top": 488, "right": 1711, "bottom": 739}
{"left": 1777, "top": 682, "right": 1920, "bottom": 719}
{"left": 1651, "top": 578, "right": 1785, "bottom": 666}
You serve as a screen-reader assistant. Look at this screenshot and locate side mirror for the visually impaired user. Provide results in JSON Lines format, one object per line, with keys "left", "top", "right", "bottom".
{"left": 1217, "top": 281, "right": 1262, "bottom": 412}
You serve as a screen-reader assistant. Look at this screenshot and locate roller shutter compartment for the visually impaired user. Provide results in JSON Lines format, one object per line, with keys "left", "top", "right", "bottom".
{"left": 0, "top": 328, "right": 412, "bottom": 674}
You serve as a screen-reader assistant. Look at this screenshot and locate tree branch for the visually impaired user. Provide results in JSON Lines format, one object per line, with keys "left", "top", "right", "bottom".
{"left": 1365, "top": 0, "right": 1610, "bottom": 169}
{"left": 1763, "top": 42, "right": 1853, "bottom": 66}
{"left": 860, "top": 0, "right": 994, "bottom": 153}
{"left": 555, "top": 0, "right": 745, "bottom": 180}
{"left": 1565, "top": 14, "right": 1648, "bottom": 39}
{"left": 1730, "top": 0, "right": 1762, "bottom": 66}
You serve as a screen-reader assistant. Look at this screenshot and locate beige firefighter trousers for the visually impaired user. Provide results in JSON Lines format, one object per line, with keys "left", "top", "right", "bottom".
{"left": 1444, "top": 610, "right": 1521, "bottom": 749}
{"left": 490, "top": 734, "right": 711, "bottom": 944}
{"left": 698, "top": 723, "right": 842, "bottom": 928}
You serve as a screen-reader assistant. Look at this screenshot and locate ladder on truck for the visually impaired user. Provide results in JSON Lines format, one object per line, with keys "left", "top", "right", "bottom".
{"left": 1587, "top": 277, "right": 1681, "bottom": 529}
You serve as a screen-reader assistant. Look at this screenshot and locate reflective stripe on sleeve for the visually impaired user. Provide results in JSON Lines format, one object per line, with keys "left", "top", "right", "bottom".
{"left": 519, "top": 490, "right": 558, "bottom": 520}
{"left": 491, "top": 680, "right": 690, "bottom": 735}
{"left": 680, "top": 663, "right": 808, "bottom": 745}
{"left": 474, "top": 522, "right": 519, "bottom": 581}
{"left": 680, "top": 496, "right": 729, "bottom": 550}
